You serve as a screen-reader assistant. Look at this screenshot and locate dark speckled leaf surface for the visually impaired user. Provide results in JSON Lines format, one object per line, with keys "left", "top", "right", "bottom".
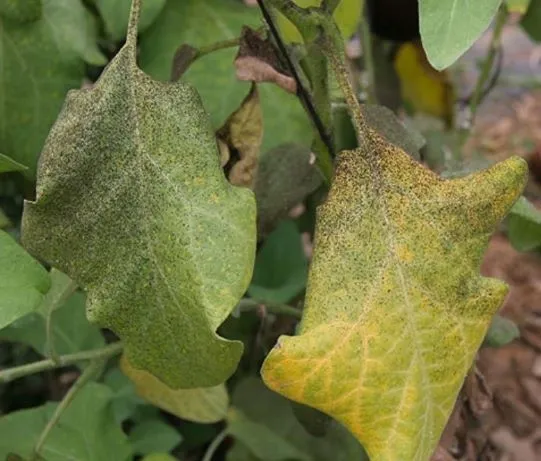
{"left": 262, "top": 123, "right": 528, "bottom": 459}
{"left": 21, "top": 1, "right": 256, "bottom": 389}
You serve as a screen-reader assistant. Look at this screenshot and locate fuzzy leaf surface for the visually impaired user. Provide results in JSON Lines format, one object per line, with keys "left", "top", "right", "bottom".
{"left": 22, "top": 8, "right": 256, "bottom": 389}
{"left": 262, "top": 126, "right": 527, "bottom": 459}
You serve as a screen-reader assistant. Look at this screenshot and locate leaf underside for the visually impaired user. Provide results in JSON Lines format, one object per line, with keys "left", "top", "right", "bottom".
{"left": 262, "top": 128, "right": 527, "bottom": 460}
{"left": 22, "top": 9, "right": 256, "bottom": 388}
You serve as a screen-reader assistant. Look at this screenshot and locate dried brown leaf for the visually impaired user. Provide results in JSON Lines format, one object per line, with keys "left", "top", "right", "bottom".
{"left": 235, "top": 26, "right": 296, "bottom": 94}
{"left": 217, "top": 83, "right": 263, "bottom": 188}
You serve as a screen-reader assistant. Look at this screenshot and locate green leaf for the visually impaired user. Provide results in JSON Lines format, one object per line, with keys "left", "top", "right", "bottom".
{"left": 0, "top": 290, "right": 105, "bottom": 356}
{"left": 46, "top": 0, "right": 107, "bottom": 66}
{"left": 522, "top": 0, "right": 541, "bottom": 42}
{"left": 249, "top": 220, "right": 308, "bottom": 304}
{"left": 0, "top": 383, "right": 132, "bottom": 461}
{"left": 419, "top": 0, "right": 503, "bottom": 69}
{"left": 95, "top": 0, "right": 166, "bottom": 40}
{"left": 0, "top": 230, "right": 50, "bottom": 330}
{"left": 507, "top": 196, "right": 541, "bottom": 251}
{"left": 255, "top": 144, "right": 323, "bottom": 236}
{"left": 262, "top": 123, "right": 527, "bottom": 459}
{"left": 103, "top": 367, "right": 146, "bottom": 423}
{"left": 0, "top": 0, "right": 104, "bottom": 176}
{"left": 506, "top": 0, "right": 532, "bottom": 12}
{"left": 228, "top": 409, "right": 311, "bottom": 461}
{"left": 276, "top": 0, "right": 364, "bottom": 43}
{"left": 121, "top": 356, "right": 229, "bottom": 423}
{"left": 228, "top": 377, "right": 367, "bottom": 461}
{"left": 37, "top": 268, "right": 76, "bottom": 316}
{"left": 0, "top": 153, "right": 28, "bottom": 173}
{"left": 21, "top": 3, "right": 256, "bottom": 389}
{"left": 0, "top": 0, "right": 41, "bottom": 23}
{"left": 142, "top": 454, "right": 177, "bottom": 461}
{"left": 129, "top": 419, "right": 182, "bottom": 455}
{"left": 483, "top": 314, "right": 520, "bottom": 347}
{"left": 138, "top": 0, "right": 312, "bottom": 152}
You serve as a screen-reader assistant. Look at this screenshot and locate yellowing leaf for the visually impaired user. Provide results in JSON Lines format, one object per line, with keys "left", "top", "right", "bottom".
{"left": 394, "top": 42, "right": 455, "bottom": 126}
{"left": 21, "top": 1, "right": 256, "bottom": 388}
{"left": 121, "top": 356, "right": 229, "bottom": 423}
{"left": 217, "top": 83, "right": 263, "bottom": 188}
{"left": 276, "top": 0, "right": 363, "bottom": 43}
{"left": 506, "top": 0, "right": 532, "bottom": 13}
{"left": 262, "top": 124, "right": 527, "bottom": 459}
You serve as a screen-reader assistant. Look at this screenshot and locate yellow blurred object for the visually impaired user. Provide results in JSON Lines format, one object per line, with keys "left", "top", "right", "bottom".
{"left": 394, "top": 41, "right": 455, "bottom": 127}
{"left": 276, "top": 0, "right": 364, "bottom": 43}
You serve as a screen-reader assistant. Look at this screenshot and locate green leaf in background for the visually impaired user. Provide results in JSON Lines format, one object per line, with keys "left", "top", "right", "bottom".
{"left": 142, "top": 454, "right": 177, "bottom": 461}
{"left": 227, "top": 378, "right": 367, "bottom": 461}
{"left": 0, "top": 231, "right": 50, "bottom": 330}
{"left": 506, "top": 0, "right": 532, "bottom": 12}
{"left": 0, "top": 0, "right": 105, "bottom": 176}
{"left": 138, "top": 0, "right": 312, "bottom": 152}
{"left": 37, "top": 268, "right": 76, "bottom": 317}
{"left": 103, "top": 367, "right": 146, "bottom": 423}
{"left": 521, "top": 0, "right": 541, "bottom": 41}
{"left": 419, "top": 0, "right": 502, "bottom": 70}
{"left": 483, "top": 314, "right": 520, "bottom": 347}
{"left": 0, "top": 0, "right": 41, "bottom": 23}
{"left": 255, "top": 144, "right": 323, "bottom": 236}
{"left": 0, "top": 383, "right": 132, "bottom": 461}
{"left": 121, "top": 356, "right": 229, "bottom": 423}
{"left": 276, "top": 0, "right": 364, "bottom": 43}
{"left": 22, "top": 2, "right": 256, "bottom": 388}
{"left": 248, "top": 220, "right": 308, "bottom": 304}
{"left": 0, "top": 153, "right": 27, "bottom": 174}
{"left": 129, "top": 419, "right": 182, "bottom": 455}
{"left": 507, "top": 196, "right": 541, "bottom": 251}
{"left": 0, "top": 290, "right": 105, "bottom": 357}
{"left": 228, "top": 409, "right": 311, "bottom": 461}
{"left": 95, "top": 0, "right": 166, "bottom": 40}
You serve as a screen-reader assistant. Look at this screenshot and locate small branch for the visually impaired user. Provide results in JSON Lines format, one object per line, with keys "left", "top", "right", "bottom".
{"left": 202, "top": 428, "right": 228, "bottom": 461}
{"left": 469, "top": 6, "right": 507, "bottom": 123}
{"left": 30, "top": 358, "right": 105, "bottom": 461}
{"left": 0, "top": 342, "right": 123, "bottom": 384}
{"left": 238, "top": 299, "right": 303, "bottom": 320}
{"left": 359, "top": 18, "right": 377, "bottom": 104}
{"left": 258, "top": 0, "right": 335, "bottom": 183}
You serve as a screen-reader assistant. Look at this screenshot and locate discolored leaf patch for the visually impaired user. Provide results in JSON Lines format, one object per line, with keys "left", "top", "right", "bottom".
{"left": 217, "top": 83, "right": 263, "bottom": 188}
{"left": 21, "top": 1, "right": 256, "bottom": 389}
{"left": 262, "top": 119, "right": 527, "bottom": 459}
{"left": 121, "top": 356, "right": 229, "bottom": 423}
{"left": 235, "top": 27, "right": 297, "bottom": 94}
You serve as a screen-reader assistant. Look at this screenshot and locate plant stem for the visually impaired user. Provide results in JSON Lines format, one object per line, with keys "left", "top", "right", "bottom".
{"left": 0, "top": 342, "right": 123, "bottom": 384}
{"left": 322, "top": 30, "right": 371, "bottom": 149}
{"left": 202, "top": 428, "right": 228, "bottom": 461}
{"left": 469, "top": 6, "right": 507, "bottom": 123}
{"left": 30, "top": 358, "right": 105, "bottom": 461}
{"left": 257, "top": 0, "right": 335, "bottom": 184}
{"left": 359, "top": 17, "right": 377, "bottom": 104}
{"left": 238, "top": 299, "right": 303, "bottom": 319}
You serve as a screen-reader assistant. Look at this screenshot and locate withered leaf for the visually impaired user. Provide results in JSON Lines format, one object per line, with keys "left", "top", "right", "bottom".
{"left": 235, "top": 27, "right": 297, "bottom": 94}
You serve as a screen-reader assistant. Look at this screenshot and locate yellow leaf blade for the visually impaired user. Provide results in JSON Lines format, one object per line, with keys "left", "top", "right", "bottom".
{"left": 262, "top": 134, "right": 527, "bottom": 460}
{"left": 121, "top": 356, "right": 229, "bottom": 423}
